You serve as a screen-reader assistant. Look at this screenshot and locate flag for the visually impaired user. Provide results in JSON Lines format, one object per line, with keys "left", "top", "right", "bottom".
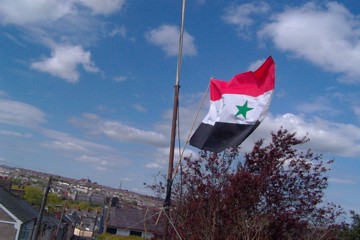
{"left": 189, "top": 56, "right": 275, "bottom": 152}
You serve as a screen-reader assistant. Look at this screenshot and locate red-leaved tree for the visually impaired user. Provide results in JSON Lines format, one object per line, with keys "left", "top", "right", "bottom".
{"left": 150, "top": 128, "right": 345, "bottom": 239}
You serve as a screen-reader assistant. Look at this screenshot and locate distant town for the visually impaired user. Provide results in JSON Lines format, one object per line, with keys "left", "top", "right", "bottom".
{"left": 0, "top": 164, "right": 164, "bottom": 239}
{"left": 0, "top": 164, "right": 162, "bottom": 208}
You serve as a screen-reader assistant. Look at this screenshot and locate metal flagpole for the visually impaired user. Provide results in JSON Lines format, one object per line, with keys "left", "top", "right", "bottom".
{"left": 163, "top": 0, "right": 186, "bottom": 239}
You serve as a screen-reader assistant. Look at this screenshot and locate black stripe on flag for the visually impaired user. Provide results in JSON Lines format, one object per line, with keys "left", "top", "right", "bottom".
{"left": 189, "top": 121, "right": 261, "bottom": 153}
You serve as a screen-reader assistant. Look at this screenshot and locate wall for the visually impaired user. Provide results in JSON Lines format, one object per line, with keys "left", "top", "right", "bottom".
{"left": 0, "top": 222, "right": 17, "bottom": 240}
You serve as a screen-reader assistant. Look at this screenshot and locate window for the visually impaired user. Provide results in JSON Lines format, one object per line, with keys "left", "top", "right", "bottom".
{"left": 18, "top": 223, "right": 33, "bottom": 240}
{"left": 130, "top": 230, "right": 142, "bottom": 236}
{"left": 106, "top": 227, "right": 117, "bottom": 234}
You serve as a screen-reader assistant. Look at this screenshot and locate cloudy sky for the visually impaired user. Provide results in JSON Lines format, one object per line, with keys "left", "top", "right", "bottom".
{"left": 0, "top": 0, "right": 360, "bottom": 214}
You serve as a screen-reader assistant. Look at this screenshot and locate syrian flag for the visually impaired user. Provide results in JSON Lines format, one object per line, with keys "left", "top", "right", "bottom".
{"left": 190, "top": 56, "right": 275, "bottom": 152}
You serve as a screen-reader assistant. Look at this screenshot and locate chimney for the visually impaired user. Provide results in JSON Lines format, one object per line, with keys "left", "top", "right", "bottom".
{"left": 111, "top": 197, "right": 119, "bottom": 207}
{"left": 0, "top": 179, "right": 12, "bottom": 191}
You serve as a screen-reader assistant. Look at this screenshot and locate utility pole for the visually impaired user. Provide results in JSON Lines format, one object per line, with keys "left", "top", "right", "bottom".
{"left": 55, "top": 203, "right": 66, "bottom": 237}
{"left": 91, "top": 210, "right": 99, "bottom": 238}
{"left": 163, "top": 0, "right": 186, "bottom": 239}
{"left": 103, "top": 197, "right": 113, "bottom": 233}
{"left": 33, "top": 176, "right": 52, "bottom": 240}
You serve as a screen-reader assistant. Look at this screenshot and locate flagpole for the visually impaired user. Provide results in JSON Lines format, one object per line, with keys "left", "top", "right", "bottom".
{"left": 163, "top": 0, "right": 186, "bottom": 239}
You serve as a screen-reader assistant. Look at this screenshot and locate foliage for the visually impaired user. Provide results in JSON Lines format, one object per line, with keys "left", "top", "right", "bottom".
{"left": 45, "top": 193, "right": 63, "bottom": 213}
{"left": 77, "top": 201, "right": 92, "bottom": 210}
{"left": 97, "top": 233, "right": 144, "bottom": 240}
{"left": 151, "top": 128, "right": 346, "bottom": 239}
{"left": 24, "top": 185, "right": 43, "bottom": 206}
{"left": 10, "top": 177, "right": 22, "bottom": 186}
{"left": 338, "top": 211, "right": 360, "bottom": 239}
{"left": 47, "top": 192, "right": 62, "bottom": 205}
{"left": 22, "top": 184, "right": 99, "bottom": 211}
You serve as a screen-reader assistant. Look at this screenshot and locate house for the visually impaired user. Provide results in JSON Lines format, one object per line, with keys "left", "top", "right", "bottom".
{"left": 0, "top": 167, "right": 10, "bottom": 178}
{"left": 65, "top": 209, "right": 100, "bottom": 239}
{"left": 0, "top": 180, "right": 70, "bottom": 240}
{"left": 74, "top": 192, "right": 90, "bottom": 202}
{"left": 59, "top": 214, "right": 75, "bottom": 240}
{"left": 20, "top": 203, "right": 62, "bottom": 240}
{"left": 0, "top": 182, "right": 36, "bottom": 240}
{"left": 104, "top": 201, "right": 163, "bottom": 239}
{"left": 89, "top": 192, "right": 105, "bottom": 205}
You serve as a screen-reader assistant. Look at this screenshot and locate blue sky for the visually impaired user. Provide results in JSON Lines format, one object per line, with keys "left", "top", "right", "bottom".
{"left": 1, "top": 0, "right": 360, "bottom": 214}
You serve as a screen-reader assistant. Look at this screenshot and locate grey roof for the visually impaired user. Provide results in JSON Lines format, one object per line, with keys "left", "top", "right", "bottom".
{"left": 107, "top": 204, "right": 163, "bottom": 234}
{"left": 0, "top": 187, "right": 36, "bottom": 223}
{"left": 65, "top": 209, "right": 98, "bottom": 221}
{"left": 18, "top": 200, "right": 59, "bottom": 227}
{"left": 64, "top": 214, "right": 79, "bottom": 224}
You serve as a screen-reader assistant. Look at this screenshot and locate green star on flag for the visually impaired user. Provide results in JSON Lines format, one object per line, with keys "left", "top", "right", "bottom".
{"left": 235, "top": 100, "right": 253, "bottom": 118}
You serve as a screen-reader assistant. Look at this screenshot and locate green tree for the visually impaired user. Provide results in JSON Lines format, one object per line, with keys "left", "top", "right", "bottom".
{"left": 10, "top": 177, "right": 22, "bottom": 186}
{"left": 77, "top": 201, "right": 91, "bottom": 210}
{"left": 339, "top": 211, "right": 360, "bottom": 239}
{"left": 47, "top": 193, "right": 62, "bottom": 205}
{"left": 24, "top": 185, "right": 43, "bottom": 206}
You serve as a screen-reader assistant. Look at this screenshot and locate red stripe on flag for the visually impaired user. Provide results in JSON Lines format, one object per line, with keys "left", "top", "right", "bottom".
{"left": 210, "top": 56, "right": 275, "bottom": 101}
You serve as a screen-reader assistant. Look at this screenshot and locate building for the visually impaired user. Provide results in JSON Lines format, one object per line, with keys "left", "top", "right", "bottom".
{"left": 0, "top": 182, "right": 36, "bottom": 240}
{"left": 0, "top": 180, "right": 70, "bottom": 240}
{"left": 89, "top": 192, "right": 105, "bottom": 205}
{"left": 104, "top": 200, "right": 163, "bottom": 239}
{"left": 65, "top": 209, "right": 100, "bottom": 239}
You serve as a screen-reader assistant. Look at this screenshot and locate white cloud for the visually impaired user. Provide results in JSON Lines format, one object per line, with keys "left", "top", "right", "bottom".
{"left": 0, "top": 99, "right": 45, "bottom": 127}
{"left": 100, "top": 121, "right": 167, "bottom": 146}
{"left": 259, "top": 2, "right": 360, "bottom": 81}
{"left": 145, "top": 162, "right": 163, "bottom": 169}
{"left": 31, "top": 44, "right": 99, "bottom": 83}
{"left": 109, "top": 26, "right": 135, "bottom": 42}
{"left": 133, "top": 104, "right": 147, "bottom": 113}
{"left": 0, "top": 91, "right": 8, "bottom": 98}
{"left": 329, "top": 177, "right": 356, "bottom": 184}
{"left": 248, "top": 58, "right": 266, "bottom": 71}
{"left": 1, "top": 0, "right": 125, "bottom": 82}
{"left": 145, "top": 24, "right": 197, "bottom": 56}
{"left": 42, "top": 128, "right": 113, "bottom": 153}
{"left": 4, "top": 32, "right": 26, "bottom": 47}
{"left": 296, "top": 96, "right": 335, "bottom": 115}
{"left": 113, "top": 75, "right": 127, "bottom": 82}
{"left": 144, "top": 143, "right": 195, "bottom": 170}
{"left": 70, "top": 114, "right": 167, "bottom": 147}
{"left": 222, "top": 2, "right": 270, "bottom": 38}
{"left": 47, "top": 141, "right": 89, "bottom": 153}
{"left": 251, "top": 113, "right": 360, "bottom": 158}
{"left": 353, "top": 106, "right": 360, "bottom": 121}
{"left": 40, "top": 128, "right": 128, "bottom": 170}
{"left": 223, "top": 2, "right": 270, "bottom": 27}
{"left": 0, "top": 0, "right": 125, "bottom": 25}
{"left": 77, "top": 0, "right": 126, "bottom": 15}
{"left": 0, "top": 130, "right": 32, "bottom": 138}
{"left": 109, "top": 26, "right": 127, "bottom": 38}
{"left": 0, "top": 0, "right": 75, "bottom": 25}
{"left": 144, "top": 147, "right": 169, "bottom": 169}
{"left": 76, "top": 155, "right": 108, "bottom": 166}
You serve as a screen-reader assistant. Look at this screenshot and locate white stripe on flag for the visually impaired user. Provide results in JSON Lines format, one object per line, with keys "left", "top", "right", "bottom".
{"left": 202, "top": 90, "right": 273, "bottom": 126}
